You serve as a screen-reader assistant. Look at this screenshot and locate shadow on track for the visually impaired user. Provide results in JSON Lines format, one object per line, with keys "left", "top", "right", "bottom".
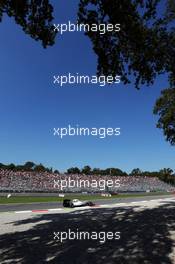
{"left": 0, "top": 202, "right": 175, "bottom": 264}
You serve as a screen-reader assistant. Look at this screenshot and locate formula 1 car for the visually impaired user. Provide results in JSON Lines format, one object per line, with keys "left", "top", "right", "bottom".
{"left": 63, "top": 199, "right": 95, "bottom": 208}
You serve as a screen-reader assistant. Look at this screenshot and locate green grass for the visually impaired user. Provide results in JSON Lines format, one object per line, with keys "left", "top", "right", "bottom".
{"left": 0, "top": 192, "right": 171, "bottom": 204}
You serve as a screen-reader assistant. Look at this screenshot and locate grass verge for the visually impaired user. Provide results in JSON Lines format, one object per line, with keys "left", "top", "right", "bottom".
{"left": 0, "top": 192, "right": 172, "bottom": 204}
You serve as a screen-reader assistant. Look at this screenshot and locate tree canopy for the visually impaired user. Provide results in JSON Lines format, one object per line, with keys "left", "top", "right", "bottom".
{"left": 1, "top": 0, "right": 175, "bottom": 144}
{"left": 0, "top": 161, "right": 174, "bottom": 185}
{"left": 78, "top": 0, "right": 175, "bottom": 89}
{"left": 78, "top": 0, "right": 175, "bottom": 144}
{"left": 154, "top": 88, "right": 175, "bottom": 145}
{"left": 0, "top": 0, "right": 57, "bottom": 48}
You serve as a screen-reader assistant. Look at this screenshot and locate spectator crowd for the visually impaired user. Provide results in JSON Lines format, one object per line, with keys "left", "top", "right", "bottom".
{"left": 0, "top": 169, "right": 174, "bottom": 193}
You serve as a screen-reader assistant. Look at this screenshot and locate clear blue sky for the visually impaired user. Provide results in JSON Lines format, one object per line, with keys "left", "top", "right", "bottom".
{"left": 0, "top": 1, "right": 174, "bottom": 173}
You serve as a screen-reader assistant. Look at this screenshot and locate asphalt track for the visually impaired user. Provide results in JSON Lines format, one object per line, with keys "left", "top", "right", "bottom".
{"left": 0, "top": 194, "right": 174, "bottom": 212}
{"left": 0, "top": 195, "right": 175, "bottom": 263}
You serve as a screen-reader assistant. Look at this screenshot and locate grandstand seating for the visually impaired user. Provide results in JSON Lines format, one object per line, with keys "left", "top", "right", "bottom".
{"left": 0, "top": 169, "right": 174, "bottom": 193}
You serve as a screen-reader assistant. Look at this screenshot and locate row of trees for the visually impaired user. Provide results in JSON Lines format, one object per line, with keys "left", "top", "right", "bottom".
{"left": 0, "top": 162, "right": 174, "bottom": 185}
{"left": 0, "top": 162, "right": 59, "bottom": 174}
{"left": 67, "top": 167, "right": 175, "bottom": 185}
{"left": 67, "top": 166, "right": 127, "bottom": 176}
{"left": 130, "top": 168, "right": 175, "bottom": 185}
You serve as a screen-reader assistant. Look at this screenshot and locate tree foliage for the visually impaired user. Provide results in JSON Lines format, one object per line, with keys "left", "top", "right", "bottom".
{"left": 77, "top": 0, "right": 175, "bottom": 144}
{"left": 67, "top": 167, "right": 81, "bottom": 174}
{"left": 0, "top": 162, "right": 174, "bottom": 185}
{"left": 81, "top": 165, "right": 92, "bottom": 175}
{"left": 78, "top": 0, "right": 175, "bottom": 89}
{"left": 0, "top": 0, "right": 57, "bottom": 48}
{"left": 130, "top": 168, "right": 142, "bottom": 176}
{"left": 153, "top": 88, "right": 175, "bottom": 145}
{"left": 1, "top": 1, "right": 175, "bottom": 144}
{"left": 0, "top": 161, "right": 54, "bottom": 172}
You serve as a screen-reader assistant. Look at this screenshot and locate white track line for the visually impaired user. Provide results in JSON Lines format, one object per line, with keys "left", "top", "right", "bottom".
{"left": 15, "top": 210, "right": 32, "bottom": 214}
{"left": 115, "top": 203, "right": 127, "bottom": 206}
{"left": 15, "top": 208, "right": 63, "bottom": 214}
{"left": 48, "top": 208, "right": 62, "bottom": 212}
{"left": 14, "top": 197, "right": 175, "bottom": 214}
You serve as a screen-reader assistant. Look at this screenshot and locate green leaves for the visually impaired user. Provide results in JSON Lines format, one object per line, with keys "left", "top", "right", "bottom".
{"left": 1, "top": 1, "right": 175, "bottom": 145}
{"left": 0, "top": 0, "right": 57, "bottom": 48}
{"left": 78, "top": 0, "right": 175, "bottom": 145}
{"left": 78, "top": 0, "right": 175, "bottom": 89}
{"left": 153, "top": 88, "right": 175, "bottom": 145}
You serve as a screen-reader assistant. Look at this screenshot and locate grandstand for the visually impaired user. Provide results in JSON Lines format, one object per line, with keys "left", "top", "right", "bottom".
{"left": 0, "top": 169, "right": 174, "bottom": 193}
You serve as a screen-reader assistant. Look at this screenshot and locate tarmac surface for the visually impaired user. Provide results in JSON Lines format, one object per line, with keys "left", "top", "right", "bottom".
{"left": 0, "top": 194, "right": 174, "bottom": 212}
{"left": 0, "top": 195, "right": 175, "bottom": 263}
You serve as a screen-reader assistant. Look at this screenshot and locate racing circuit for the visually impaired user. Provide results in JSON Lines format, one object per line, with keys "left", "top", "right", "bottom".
{"left": 0, "top": 194, "right": 175, "bottom": 264}
{"left": 1, "top": 170, "right": 175, "bottom": 263}
{"left": 0, "top": 193, "right": 174, "bottom": 213}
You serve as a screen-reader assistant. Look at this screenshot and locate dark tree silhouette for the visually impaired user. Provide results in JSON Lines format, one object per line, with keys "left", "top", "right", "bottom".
{"left": 67, "top": 167, "right": 81, "bottom": 174}
{"left": 78, "top": 0, "right": 175, "bottom": 145}
{"left": 153, "top": 88, "right": 175, "bottom": 145}
{"left": 1, "top": 1, "right": 175, "bottom": 144}
{"left": 78, "top": 0, "right": 175, "bottom": 89}
{"left": 0, "top": 0, "right": 57, "bottom": 48}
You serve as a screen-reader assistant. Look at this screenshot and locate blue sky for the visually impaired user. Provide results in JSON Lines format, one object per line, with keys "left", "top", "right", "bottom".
{"left": 0, "top": 1, "right": 174, "bottom": 173}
